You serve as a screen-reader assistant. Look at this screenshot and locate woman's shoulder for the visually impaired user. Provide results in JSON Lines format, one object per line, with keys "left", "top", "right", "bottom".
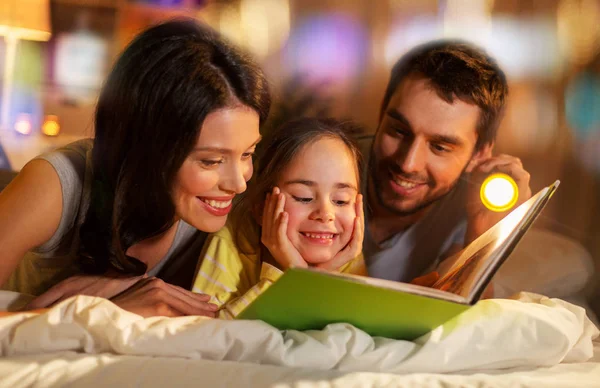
{"left": 32, "top": 139, "right": 94, "bottom": 253}
{"left": 34, "top": 139, "right": 93, "bottom": 182}
{"left": 36, "top": 138, "right": 94, "bottom": 199}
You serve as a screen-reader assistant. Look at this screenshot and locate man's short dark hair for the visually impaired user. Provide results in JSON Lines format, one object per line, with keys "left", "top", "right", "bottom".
{"left": 380, "top": 40, "right": 508, "bottom": 150}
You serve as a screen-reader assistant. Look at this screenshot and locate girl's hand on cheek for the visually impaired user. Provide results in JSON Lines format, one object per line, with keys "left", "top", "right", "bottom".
{"left": 261, "top": 187, "right": 308, "bottom": 270}
{"left": 315, "top": 193, "right": 364, "bottom": 272}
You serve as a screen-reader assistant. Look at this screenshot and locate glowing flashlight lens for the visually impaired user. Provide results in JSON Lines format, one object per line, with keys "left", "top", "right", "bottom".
{"left": 480, "top": 174, "right": 518, "bottom": 212}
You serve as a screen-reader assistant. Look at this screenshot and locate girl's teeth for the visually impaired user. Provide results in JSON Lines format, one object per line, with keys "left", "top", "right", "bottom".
{"left": 305, "top": 233, "right": 334, "bottom": 239}
{"left": 201, "top": 199, "right": 232, "bottom": 209}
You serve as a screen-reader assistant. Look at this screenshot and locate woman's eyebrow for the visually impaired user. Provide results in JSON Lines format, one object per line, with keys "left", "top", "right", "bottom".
{"left": 193, "top": 136, "right": 262, "bottom": 154}
{"left": 193, "top": 146, "right": 231, "bottom": 154}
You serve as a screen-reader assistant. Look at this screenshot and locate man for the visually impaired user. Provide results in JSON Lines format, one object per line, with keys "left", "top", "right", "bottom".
{"left": 361, "top": 40, "right": 532, "bottom": 283}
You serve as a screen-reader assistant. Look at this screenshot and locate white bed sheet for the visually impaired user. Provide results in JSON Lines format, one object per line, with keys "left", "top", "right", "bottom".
{"left": 1, "top": 291, "right": 599, "bottom": 387}
{"left": 1, "top": 346, "right": 599, "bottom": 388}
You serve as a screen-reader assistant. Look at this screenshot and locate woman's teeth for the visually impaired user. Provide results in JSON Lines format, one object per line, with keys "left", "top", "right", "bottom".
{"left": 200, "top": 198, "right": 232, "bottom": 208}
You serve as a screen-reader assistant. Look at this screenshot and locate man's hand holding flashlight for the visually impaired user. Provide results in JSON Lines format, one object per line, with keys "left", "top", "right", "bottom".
{"left": 464, "top": 154, "right": 532, "bottom": 245}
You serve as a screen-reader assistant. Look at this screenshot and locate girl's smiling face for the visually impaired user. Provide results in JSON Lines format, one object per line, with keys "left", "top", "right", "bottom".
{"left": 276, "top": 136, "right": 359, "bottom": 264}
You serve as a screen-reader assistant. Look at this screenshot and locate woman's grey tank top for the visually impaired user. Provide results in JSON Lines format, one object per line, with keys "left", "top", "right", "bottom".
{"left": 3, "top": 140, "right": 207, "bottom": 295}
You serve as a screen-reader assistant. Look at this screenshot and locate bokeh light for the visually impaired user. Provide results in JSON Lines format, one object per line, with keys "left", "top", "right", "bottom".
{"left": 557, "top": 0, "right": 600, "bottom": 66}
{"left": 14, "top": 113, "right": 32, "bottom": 136}
{"left": 565, "top": 72, "right": 600, "bottom": 140}
{"left": 442, "top": 0, "right": 494, "bottom": 46}
{"left": 42, "top": 115, "right": 60, "bottom": 137}
{"left": 385, "top": 9, "right": 560, "bottom": 80}
{"left": 385, "top": 16, "right": 439, "bottom": 68}
{"left": 500, "top": 86, "right": 558, "bottom": 154}
{"left": 219, "top": 0, "right": 290, "bottom": 60}
{"left": 286, "top": 14, "right": 368, "bottom": 83}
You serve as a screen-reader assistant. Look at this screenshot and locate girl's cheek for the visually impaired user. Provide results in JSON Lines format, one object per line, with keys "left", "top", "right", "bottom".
{"left": 337, "top": 209, "right": 356, "bottom": 233}
{"left": 284, "top": 201, "right": 304, "bottom": 224}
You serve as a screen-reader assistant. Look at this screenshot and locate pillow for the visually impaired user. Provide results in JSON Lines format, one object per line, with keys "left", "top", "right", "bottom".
{"left": 493, "top": 228, "right": 594, "bottom": 298}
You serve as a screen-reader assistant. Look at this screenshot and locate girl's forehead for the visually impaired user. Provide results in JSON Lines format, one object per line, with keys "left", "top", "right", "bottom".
{"left": 278, "top": 137, "right": 359, "bottom": 188}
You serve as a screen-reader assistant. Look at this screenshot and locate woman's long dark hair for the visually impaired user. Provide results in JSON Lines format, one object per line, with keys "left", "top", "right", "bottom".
{"left": 230, "top": 117, "right": 364, "bottom": 253}
{"left": 79, "top": 19, "right": 271, "bottom": 275}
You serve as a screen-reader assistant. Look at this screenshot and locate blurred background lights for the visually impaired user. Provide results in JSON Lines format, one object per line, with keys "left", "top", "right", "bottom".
{"left": 219, "top": 5, "right": 243, "bottom": 47}
{"left": 500, "top": 86, "right": 558, "bottom": 154}
{"left": 488, "top": 17, "right": 561, "bottom": 80}
{"left": 219, "top": 0, "right": 290, "bottom": 60}
{"left": 441, "top": 0, "right": 494, "bottom": 46}
{"left": 557, "top": 0, "right": 600, "bottom": 66}
{"left": 14, "top": 114, "right": 33, "bottom": 136}
{"left": 385, "top": 16, "right": 439, "bottom": 68}
{"left": 481, "top": 173, "right": 519, "bottom": 212}
{"left": 286, "top": 14, "right": 368, "bottom": 82}
{"left": 42, "top": 115, "right": 60, "bottom": 137}
{"left": 241, "top": 0, "right": 289, "bottom": 59}
{"left": 565, "top": 72, "right": 600, "bottom": 140}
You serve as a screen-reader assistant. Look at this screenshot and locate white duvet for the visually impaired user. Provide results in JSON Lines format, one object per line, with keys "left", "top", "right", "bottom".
{"left": 0, "top": 292, "right": 598, "bottom": 375}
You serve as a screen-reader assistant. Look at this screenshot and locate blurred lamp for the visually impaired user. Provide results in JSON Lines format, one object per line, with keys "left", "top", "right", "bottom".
{"left": 480, "top": 173, "right": 519, "bottom": 212}
{"left": 0, "top": 0, "right": 51, "bottom": 131}
{"left": 14, "top": 113, "right": 32, "bottom": 135}
{"left": 42, "top": 115, "right": 60, "bottom": 136}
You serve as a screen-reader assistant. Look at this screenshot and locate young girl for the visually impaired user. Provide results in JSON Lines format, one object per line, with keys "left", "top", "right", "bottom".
{"left": 192, "top": 117, "right": 366, "bottom": 318}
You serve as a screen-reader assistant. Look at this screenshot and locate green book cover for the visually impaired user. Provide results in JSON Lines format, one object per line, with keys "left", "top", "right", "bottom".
{"left": 237, "top": 181, "right": 559, "bottom": 340}
{"left": 237, "top": 269, "right": 470, "bottom": 340}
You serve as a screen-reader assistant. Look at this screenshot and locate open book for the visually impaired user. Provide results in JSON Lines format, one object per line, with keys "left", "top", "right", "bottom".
{"left": 237, "top": 181, "right": 560, "bottom": 340}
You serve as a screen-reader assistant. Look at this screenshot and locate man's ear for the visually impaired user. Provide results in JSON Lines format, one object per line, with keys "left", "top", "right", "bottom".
{"left": 465, "top": 142, "right": 493, "bottom": 173}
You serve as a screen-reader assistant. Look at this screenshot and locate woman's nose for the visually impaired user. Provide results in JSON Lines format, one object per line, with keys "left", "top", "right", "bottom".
{"left": 221, "top": 163, "right": 248, "bottom": 194}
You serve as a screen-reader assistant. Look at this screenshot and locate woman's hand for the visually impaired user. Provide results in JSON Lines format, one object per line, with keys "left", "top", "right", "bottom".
{"left": 24, "top": 272, "right": 218, "bottom": 318}
{"left": 24, "top": 270, "right": 145, "bottom": 310}
{"left": 110, "top": 277, "right": 218, "bottom": 318}
{"left": 315, "top": 194, "right": 364, "bottom": 272}
{"left": 261, "top": 187, "right": 308, "bottom": 270}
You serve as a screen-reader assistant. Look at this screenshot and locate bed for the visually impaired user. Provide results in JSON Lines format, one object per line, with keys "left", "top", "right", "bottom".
{"left": 0, "top": 291, "right": 598, "bottom": 387}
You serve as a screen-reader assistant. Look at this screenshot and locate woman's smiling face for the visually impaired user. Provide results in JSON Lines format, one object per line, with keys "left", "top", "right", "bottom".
{"left": 173, "top": 106, "right": 261, "bottom": 233}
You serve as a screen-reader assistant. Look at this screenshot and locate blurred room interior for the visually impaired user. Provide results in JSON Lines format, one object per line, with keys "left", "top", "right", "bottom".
{"left": 0, "top": 0, "right": 599, "bottom": 319}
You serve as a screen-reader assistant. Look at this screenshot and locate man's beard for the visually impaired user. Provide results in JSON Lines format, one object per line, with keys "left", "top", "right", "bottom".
{"left": 368, "top": 153, "right": 465, "bottom": 217}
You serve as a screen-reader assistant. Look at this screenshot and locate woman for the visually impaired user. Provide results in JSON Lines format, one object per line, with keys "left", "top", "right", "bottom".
{"left": 0, "top": 19, "right": 270, "bottom": 317}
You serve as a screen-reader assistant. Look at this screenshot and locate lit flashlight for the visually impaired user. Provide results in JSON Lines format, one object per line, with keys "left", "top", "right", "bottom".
{"left": 480, "top": 173, "right": 519, "bottom": 212}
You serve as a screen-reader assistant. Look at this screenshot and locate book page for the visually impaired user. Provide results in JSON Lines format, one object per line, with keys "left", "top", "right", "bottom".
{"left": 431, "top": 185, "right": 553, "bottom": 302}
{"left": 307, "top": 269, "right": 467, "bottom": 303}
{"left": 433, "top": 240, "right": 498, "bottom": 298}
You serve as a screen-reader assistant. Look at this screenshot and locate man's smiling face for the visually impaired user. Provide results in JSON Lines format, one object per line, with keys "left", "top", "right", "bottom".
{"left": 370, "top": 74, "right": 488, "bottom": 216}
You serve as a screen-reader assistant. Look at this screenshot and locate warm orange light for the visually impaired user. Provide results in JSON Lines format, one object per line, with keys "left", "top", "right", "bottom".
{"left": 14, "top": 113, "right": 32, "bottom": 135}
{"left": 42, "top": 115, "right": 60, "bottom": 136}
